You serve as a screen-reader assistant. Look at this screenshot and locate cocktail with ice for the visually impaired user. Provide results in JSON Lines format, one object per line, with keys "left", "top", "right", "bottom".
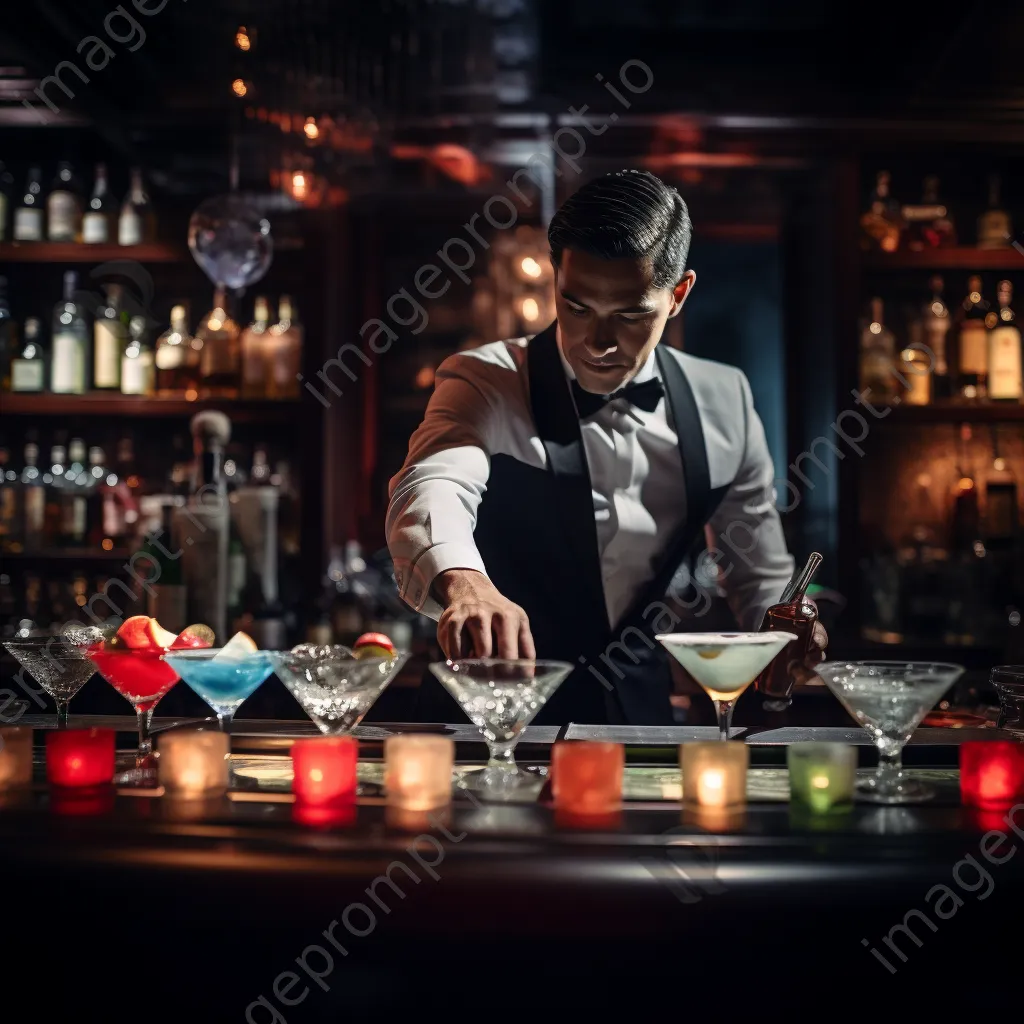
{"left": 3, "top": 631, "right": 99, "bottom": 727}
{"left": 164, "top": 632, "right": 275, "bottom": 732}
{"left": 656, "top": 632, "right": 797, "bottom": 740}
{"left": 817, "top": 660, "right": 963, "bottom": 803}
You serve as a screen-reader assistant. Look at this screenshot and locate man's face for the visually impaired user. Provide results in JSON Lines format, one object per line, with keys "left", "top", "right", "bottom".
{"left": 554, "top": 248, "right": 696, "bottom": 394}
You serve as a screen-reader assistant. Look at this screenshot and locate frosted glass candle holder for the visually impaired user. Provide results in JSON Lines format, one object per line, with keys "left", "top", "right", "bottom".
{"left": 384, "top": 734, "right": 454, "bottom": 810}
{"left": 551, "top": 741, "right": 624, "bottom": 815}
{"left": 158, "top": 729, "right": 230, "bottom": 798}
{"left": 680, "top": 741, "right": 748, "bottom": 809}
{"left": 0, "top": 727, "right": 33, "bottom": 791}
{"left": 788, "top": 742, "right": 857, "bottom": 813}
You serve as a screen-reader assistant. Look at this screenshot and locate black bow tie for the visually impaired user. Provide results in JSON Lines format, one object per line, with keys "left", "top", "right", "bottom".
{"left": 570, "top": 376, "right": 665, "bottom": 419}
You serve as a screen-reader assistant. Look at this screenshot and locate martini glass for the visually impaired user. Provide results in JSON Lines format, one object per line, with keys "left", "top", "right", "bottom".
{"left": 163, "top": 649, "right": 276, "bottom": 732}
{"left": 86, "top": 647, "right": 181, "bottom": 757}
{"left": 270, "top": 645, "right": 409, "bottom": 735}
{"left": 428, "top": 659, "right": 571, "bottom": 800}
{"left": 656, "top": 632, "right": 797, "bottom": 741}
{"left": 3, "top": 636, "right": 96, "bottom": 727}
{"left": 817, "top": 660, "right": 963, "bottom": 804}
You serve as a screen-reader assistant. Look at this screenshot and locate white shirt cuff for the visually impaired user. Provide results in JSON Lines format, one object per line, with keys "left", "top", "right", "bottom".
{"left": 397, "top": 542, "right": 490, "bottom": 619}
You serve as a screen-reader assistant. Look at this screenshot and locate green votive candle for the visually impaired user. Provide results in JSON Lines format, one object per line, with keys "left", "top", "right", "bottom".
{"left": 787, "top": 742, "right": 857, "bottom": 813}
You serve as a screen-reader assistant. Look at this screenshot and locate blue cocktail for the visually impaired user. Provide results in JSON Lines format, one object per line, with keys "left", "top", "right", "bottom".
{"left": 163, "top": 649, "right": 276, "bottom": 732}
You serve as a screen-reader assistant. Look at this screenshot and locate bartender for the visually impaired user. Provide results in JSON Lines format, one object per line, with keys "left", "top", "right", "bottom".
{"left": 387, "top": 169, "right": 827, "bottom": 725}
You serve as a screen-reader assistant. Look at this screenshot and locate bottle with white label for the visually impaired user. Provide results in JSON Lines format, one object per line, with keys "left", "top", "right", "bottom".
{"left": 50, "top": 271, "right": 88, "bottom": 394}
{"left": 82, "top": 163, "right": 118, "bottom": 244}
{"left": 121, "top": 315, "right": 155, "bottom": 395}
{"left": 988, "top": 281, "right": 1021, "bottom": 402}
{"left": 46, "top": 162, "right": 83, "bottom": 242}
{"left": 118, "top": 167, "right": 154, "bottom": 246}
{"left": 155, "top": 304, "right": 199, "bottom": 395}
{"left": 11, "top": 317, "right": 46, "bottom": 392}
{"left": 13, "top": 167, "right": 44, "bottom": 242}
{"left": 957, "top": 276, "right": 990, "bottom": 401}
{"left": 93, "top": 283, "right": 126, "bottom": 390}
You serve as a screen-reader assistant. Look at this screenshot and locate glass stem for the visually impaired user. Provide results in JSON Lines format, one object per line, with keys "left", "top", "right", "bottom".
{"left": 486, "top": 741, "right": 517, "bottom": 772}
{"left": 714, "top": 699, "right": 736, "bottom": 742}
{"left": 56, "top": 700, "right": 70, "bottom": 729}
{"left": 877, "top": 741, "right": 903, "bottom": 780}
{"left": 136, "top": 706, "right": 155, "bottom": 757}
{"left": 217, "top": 712, "right": 231, "bottom": 733}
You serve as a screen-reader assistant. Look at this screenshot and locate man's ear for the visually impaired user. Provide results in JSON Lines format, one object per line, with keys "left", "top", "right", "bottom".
{"left": 668, "top": 269, "right": 696, "bottom": 317}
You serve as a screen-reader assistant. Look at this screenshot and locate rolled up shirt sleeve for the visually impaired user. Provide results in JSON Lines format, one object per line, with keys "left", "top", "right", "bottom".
{"left": 706, "top": 369, "right": 794, "bottom": 630}
{"left": 386, "top": 354, "right": 498, "bottom": 620}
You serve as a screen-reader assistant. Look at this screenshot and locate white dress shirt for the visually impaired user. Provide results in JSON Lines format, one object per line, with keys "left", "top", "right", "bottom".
{"left": 386, "top": 327, "right": 793, "bottom": 630}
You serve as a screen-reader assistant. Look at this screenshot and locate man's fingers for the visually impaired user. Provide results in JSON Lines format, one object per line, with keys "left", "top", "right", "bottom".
{"left": 812, "top": 621, "right": 828, "bottom": 653}
{"left": 518, "top": 618, "right": 536, "bottom": 661}
{"left": 465, "top": 613, "right": 493, "bottom": 658}
{"left": 493, "top": 613, "right": 519, "bottom": 659}
{"left": 438, "top": 613, "right": 461, "bottom": 661}
{"left": 791, "top": 663, "right": 822, "bottom": 688}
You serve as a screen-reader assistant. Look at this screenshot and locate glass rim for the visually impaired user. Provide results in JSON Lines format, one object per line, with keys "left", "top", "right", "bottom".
{"left": 992, "top": 665, "right": 1024, "bottom": 681}
{"left": 163, "top": 648, "right": 277, "bottom": 660}
{"left": 271, "top": 649, "right": 408, "bottom": 664}
{"left": 430, "top": 657, "right": 572, "bottom": 670}
{"left": 655, "top": 632, "right": 798, "bottom": 645}
{"left": 818, "top": 659, "right": 965, "bottom": 673}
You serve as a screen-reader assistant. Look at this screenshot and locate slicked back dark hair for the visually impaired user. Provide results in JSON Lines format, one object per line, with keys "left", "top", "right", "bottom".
{"left": 547, "top": 169, "right": 692, "bottom": 289}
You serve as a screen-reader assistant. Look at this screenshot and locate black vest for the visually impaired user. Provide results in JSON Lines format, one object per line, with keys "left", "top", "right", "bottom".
{"left": 417, "top": 321, "right": 727, "bottom": 726}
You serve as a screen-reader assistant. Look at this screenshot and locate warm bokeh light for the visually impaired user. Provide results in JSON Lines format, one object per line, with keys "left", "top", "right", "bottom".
{"left": 520, "top": 256, "right": 542, "bottom": 279}
{"left": 520, "top": 297, "right": 540, "bottom": 321}
{"left": 291, "top": 171, "right": 308, "bottom": 200}
{"left": 232, "top": 78, "right": 248, "bottom": 97}
{"left": 235, "top": 26, "right": 251, "bottom": 51}
{"left": 303, "top": 117, "right": 319, "bottom": 140}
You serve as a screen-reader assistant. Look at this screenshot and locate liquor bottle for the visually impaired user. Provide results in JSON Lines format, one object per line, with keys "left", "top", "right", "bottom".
{"left": 143, "top": 505, "right": 187, "bottom": 634}
{"left": 987, "top": 281, "right": 1021, "bottom": 402}
{"left": 0, "top": 275, "right": 11, "bottom": 391}
{"left": 82, "top": 162, "right": 118, "bottom": 244}
{"left": 173, "top": 411, "right": 232, "bottom": 641}
{"left": 902, "top": 175, "right": 956, "bottom": 250}
{"left": 984, "top": 428, "right": 1019, "bottom": 551}
{"left": 977, "top": 174, "right": 1012, "bottom": 250}
{"left": 50, "top": 271, "right": 88, "bottom": 394}
{"left": 0, "top": 447, "right": 15, "bottom": 552}
{"left": 61, "top": 438, "right": 89, "bottom": 546}
{"left": 13, "top": 167, "right": 44, "bottom": 242}
{"left": 957, "top": 277, "right": 990, "bottom": 401}
{"left": 240, "top": 295, "right": 271, "bottom": 398}
{"left": 251, "top": 484, "right": 287, "bottom": 650}
{"left": 920, "top": 275, "right": 953, "bottom": 401}
{"left": 155, "top": 304, "right": 199, "bottom": 395}
{"left": 859, "top": 170, "right": 903, "bottom": 252}
{"left": 121, "top": 315, "right": 155, "bottom": 395}
{"left": 85, "top": 446, "right": 109, "bottom": 547}
{"left": 0, "top": 161, "right": 13, "bottom": 241}
{"left": 118, "top": 167, "right": 155, "bottom": 246}
{"left": 10, "top": 317, "right": 46, "bottom": 392}
{"left": 755, "top": 552, "right": 822, "bottom": 710}
{"left": 859, "top": 297, "right": 898, "bottom": 402}
{"left": 950, "top": 424, "right": 982, "bottom": 556}
{"left": 196, "top": 288, "right": 240, "bottom": 397}
{"left": 44, "top": 444, "right": 67, "bottom": 545}
{"left": 20, "top": 443, "right": 45, "bottom": 553}
{"left": 266, "top": 295, "right": 302, "bottom": 399}
{"left": 46, "top": 161, "right": 83, "bottom": 242}
{"left": 93, "top": 282, "right": 126, "bottom": 391}
{"left": 900, "top": 330, "right": 931, "bottom": 406}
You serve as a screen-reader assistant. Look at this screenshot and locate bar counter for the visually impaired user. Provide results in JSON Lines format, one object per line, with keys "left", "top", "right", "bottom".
{"left": 1, "top": 716, "right": 1022, "bottom": 1019}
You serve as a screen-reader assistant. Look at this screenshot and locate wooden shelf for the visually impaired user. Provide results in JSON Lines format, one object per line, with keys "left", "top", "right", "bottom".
{"left": 0, "top": 393, "right": 308, "bottom": 422}
{"left": 875, "top": 402, "right": 1024, "bottom": 424}
{"left": 862, "top": 247, "right": 1024, "bottom": 271}
{"left": 0, "top": 242, "right": 183, "bottom": 263}
{"left": 1, "top": 548, "right": 132, "bottom": 562}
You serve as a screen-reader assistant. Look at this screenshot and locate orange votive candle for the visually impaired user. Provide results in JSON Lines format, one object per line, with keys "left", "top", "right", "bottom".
{"left": 551, "top": 740, "right": 625, "bottom": 814}
{"left": 291, "top": 736, "right": 358, "bottom": 805}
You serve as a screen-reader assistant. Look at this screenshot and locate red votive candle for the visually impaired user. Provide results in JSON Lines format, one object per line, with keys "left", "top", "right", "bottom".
{"left": 960, "top": 741, "right": 1024, "bottom": 809}
{"left": 551, "top": 740, "right": 625, "bottom": 815}
{"left": 46, "top": 728, "right": 115, "bottom": 789}
{"left": 291, "top": 736, "right": 358, "bottom": 805}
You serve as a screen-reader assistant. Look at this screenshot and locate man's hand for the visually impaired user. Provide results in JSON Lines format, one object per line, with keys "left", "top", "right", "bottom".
{"left": 433, "top": 569, "right": 536, "bottom": 660}
{"left": 791, "top": 620, "right": 828, "bottom": 687}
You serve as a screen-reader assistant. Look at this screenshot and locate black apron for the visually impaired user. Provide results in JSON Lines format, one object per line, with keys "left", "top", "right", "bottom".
{"left": 416, "top": 321, "right": 727, "bottom": 726}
